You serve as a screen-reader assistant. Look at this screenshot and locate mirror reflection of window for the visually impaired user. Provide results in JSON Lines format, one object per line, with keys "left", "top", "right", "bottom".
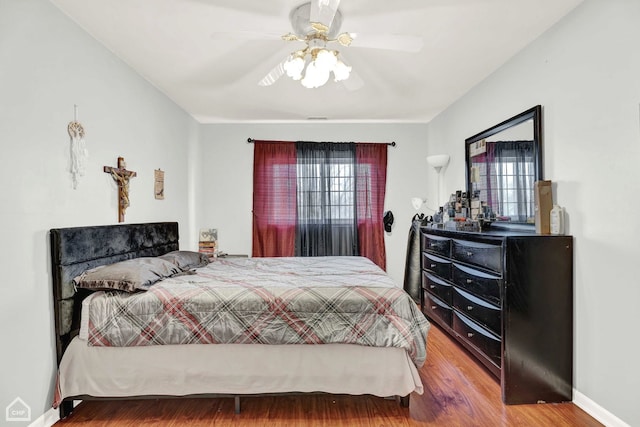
{"left": 471, "top": 141, "right": 534, "bottom": 222}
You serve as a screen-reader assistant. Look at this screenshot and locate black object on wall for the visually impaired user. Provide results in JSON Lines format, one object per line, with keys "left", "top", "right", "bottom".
{"left": 383, "top": 210, "right": 394, "bottom": 232}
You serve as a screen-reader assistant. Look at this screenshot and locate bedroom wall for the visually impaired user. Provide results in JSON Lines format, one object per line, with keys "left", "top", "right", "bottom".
{"left": 0, "top": 0, "right": 198, "bottom": 423}
{"left": 199, "top": 123, "right": 430, "bottom": 285}
{"left": 426, "top": 0, "right": 640, "bottom": 425}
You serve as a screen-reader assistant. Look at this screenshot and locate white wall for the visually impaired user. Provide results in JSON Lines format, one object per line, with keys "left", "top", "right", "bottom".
{"left": 427, "top": 0, "right": 640, "bottom": 425}
{"left": 199, "top": 123, "right": 429, "bottom": 284}
{"left": 0, "top": 0, "right": 197, "bottom": 421}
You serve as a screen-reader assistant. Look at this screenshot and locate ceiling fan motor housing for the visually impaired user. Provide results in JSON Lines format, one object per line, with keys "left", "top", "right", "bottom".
{"left": 290, "top": 2, "right": 343, "bottom": 38}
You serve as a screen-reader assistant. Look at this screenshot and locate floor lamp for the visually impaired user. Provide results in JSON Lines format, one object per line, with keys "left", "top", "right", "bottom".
{"left": 426, "top": 154, "right": 450, "bottom": 207}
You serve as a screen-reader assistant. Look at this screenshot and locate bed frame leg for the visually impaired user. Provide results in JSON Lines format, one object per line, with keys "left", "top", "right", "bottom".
{"left": 234, "top": 396, "right": 241, "bottom": 414}
{"left": 59, "top": 400, "right": 74, "bottom": 419}
{"left": 398, "top": 394, "right": 410, "bottom": 407}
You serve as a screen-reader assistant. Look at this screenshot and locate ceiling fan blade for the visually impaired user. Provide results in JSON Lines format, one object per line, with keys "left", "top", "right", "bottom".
{"left": 310, "top": 0, "right": 341, "bottom": 29}
{"left": 341, "top": 70, "right": 364, "bottom": 91}
{"left": 349, "top": 33, "right": 423, "bottom": 53}
{"left": 258, "top": 57, "right": 288, "bottom": 86}
{"left": 211, "top": 31, "right": 283, "bottom": 41}
{"left": 337, "top": 55, "right": 364, "bottom": 91}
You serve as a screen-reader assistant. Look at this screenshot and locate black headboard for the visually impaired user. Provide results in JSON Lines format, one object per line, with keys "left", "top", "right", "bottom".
{"left": 50, "top": 222, "right": 179, "bottom": 364}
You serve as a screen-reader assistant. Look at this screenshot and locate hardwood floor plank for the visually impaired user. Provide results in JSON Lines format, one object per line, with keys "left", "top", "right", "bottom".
{"left": 55, "top": 324, "right": 602, "bottom": 426}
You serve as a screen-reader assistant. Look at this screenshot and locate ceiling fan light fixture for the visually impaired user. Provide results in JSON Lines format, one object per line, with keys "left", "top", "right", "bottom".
{"left": 298, "top": 49, "right": 349, "bottom": 88}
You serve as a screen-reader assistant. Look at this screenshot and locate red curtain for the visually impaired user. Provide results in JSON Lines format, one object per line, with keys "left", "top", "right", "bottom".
{"left": 252, "top": 141, "right": 297, "bottom": 257}
{"left": 356, "top": 143, "right": 388, "bottom": 270}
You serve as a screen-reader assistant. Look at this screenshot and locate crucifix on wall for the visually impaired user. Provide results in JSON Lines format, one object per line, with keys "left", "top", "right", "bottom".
{"left": 103, "top": 157, "right": 137, "bottom": 223}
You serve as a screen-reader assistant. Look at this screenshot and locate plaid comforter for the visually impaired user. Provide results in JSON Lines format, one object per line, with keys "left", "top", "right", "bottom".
{"left": 85, "top": 256, "right": 430, "bottom": 366}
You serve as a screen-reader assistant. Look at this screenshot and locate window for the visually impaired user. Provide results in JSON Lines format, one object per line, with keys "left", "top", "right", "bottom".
{"left": 252, "top": 141, "right": 388, "bottom": 270}
{"left": 296, "top": 161, "right": 356, "bottom": 224}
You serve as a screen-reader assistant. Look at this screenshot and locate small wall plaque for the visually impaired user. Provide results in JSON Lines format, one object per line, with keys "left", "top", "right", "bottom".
{"left": 154, "top": 169, "right": 164, "bottom": 200}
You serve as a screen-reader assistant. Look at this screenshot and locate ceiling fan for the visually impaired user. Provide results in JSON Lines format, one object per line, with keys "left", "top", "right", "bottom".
{"left": 215, "top": 0, "right": 423, "bottom": 90}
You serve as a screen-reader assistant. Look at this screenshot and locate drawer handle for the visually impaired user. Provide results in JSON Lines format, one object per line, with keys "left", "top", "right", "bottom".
{"left": 466, "top": 251, "right": 473, "bottom": 257}
{"left": 429, "top": 285, "right": 435, "bottom": 289}
{"left": 430, "top": 264, "right": 437, "bottom": 268}
{"left": 431, "top": 305, "right": 437, "bottom": 310}
{"left": 466, "top": 305, "right": 474, "bottom": 311}
{"left": 467, "top": 332, "right": 474, "bottom": 338}
{"left": 466, "top": 279, "right": 473, "bottom": 284}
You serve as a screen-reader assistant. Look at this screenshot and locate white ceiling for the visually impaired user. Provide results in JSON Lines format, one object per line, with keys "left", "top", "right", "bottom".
{"left": 50, "top": 0, "right": 583, "bottom": 123}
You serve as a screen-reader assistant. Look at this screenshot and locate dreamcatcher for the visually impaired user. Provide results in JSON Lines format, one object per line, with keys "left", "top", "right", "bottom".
{"left": 67, "top": 105, "right": 88, "bottom": 189}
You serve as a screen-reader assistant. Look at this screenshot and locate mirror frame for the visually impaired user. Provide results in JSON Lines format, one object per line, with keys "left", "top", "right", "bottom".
{"left": 465, "top": 105, "right": 543, "bottom": 228}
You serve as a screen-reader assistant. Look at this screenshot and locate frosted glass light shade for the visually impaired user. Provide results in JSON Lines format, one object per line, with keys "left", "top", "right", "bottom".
{"left": 315, "top": 49, "right": 337, "bottom": 70}
{"left": 333, "top": 59, "right": 351, "bottom": 82}
{"left": 284, "top": 56, "right": 304, "bottom": 80}
{"left": 426, "top": 154, "right": 450, "bottom": 169}
{"left": 301, "top": 61, "right": 330, "bottom": 88}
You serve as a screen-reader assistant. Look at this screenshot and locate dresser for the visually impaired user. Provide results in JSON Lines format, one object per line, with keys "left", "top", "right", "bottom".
{"left": 420, "top": 227, "right": 573, "bottom": 404}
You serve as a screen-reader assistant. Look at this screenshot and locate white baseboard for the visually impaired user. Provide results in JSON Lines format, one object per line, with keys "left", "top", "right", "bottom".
{"left": 573, "top": 389, "right": 630, "bottom": 427}
{"left": 29, "top": 401, "right": 80, "bottom": 427}
{"left": 27, "top": 407, "right": 58, "bottom": 427}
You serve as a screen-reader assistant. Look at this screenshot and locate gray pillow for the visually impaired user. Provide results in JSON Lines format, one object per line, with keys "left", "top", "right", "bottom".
{"left": 73, "top": 257, "right": 180, "bottom": 292}
{"left": 159, "top": 250, "right": 210, "bottom": 271}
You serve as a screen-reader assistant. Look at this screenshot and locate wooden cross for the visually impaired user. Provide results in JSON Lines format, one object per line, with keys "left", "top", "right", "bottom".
{"left": 103, "top": 157, "right": 137, "bottom": 223}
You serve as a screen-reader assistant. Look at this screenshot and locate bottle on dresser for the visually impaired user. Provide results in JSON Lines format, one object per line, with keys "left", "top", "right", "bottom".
{"left": 550, "top": 205, "right": 565, "bottom": 235}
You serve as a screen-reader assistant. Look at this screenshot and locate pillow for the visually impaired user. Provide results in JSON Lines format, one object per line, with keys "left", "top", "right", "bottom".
{"left": 159, "top": 250, "right": 210, "bottom": 271}
{"left": 73, "top": 257, "right": 181, "bottom": 293}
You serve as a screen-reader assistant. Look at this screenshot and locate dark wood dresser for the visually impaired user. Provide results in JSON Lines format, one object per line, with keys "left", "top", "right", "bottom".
{"left": 420, "top": 226, "right": 573, "bottom": 404}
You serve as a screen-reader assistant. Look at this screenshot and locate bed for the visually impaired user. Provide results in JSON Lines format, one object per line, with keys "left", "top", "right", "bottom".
{"left": 50, "top": 222, "right": 429, "bottom": 419}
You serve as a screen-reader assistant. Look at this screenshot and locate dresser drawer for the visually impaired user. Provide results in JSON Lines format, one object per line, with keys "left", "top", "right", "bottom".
{"left": 453, "top": 311, "right": 501, "bottom": 368}
{"left": 422, "top": 271, "right": 453, "bottom": 304}
{"left": 423, "top": 292, "right": 453, "bottom": 328}
{"left": 452, "top": 262, "right": 502, "bottom": 306}
{"left": 453, "top": 287, "right": 501, "bottom": 336}
{"left": 452, "top": 239, "right": 502, "bottom": 273}
{"left": 422, "top": 252, "right": 451, "bottom": 280}
{"left": 422, "top": 233, "right": 451, "bottom": 257}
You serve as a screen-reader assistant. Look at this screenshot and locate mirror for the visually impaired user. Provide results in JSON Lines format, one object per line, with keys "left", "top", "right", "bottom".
{"left": 465, "top": 105, "right": 542, "bottom": 226}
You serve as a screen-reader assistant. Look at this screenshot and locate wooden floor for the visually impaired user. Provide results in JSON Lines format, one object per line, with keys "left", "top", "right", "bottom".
{"left": 55, "top": 325, "right": 602, "bottom": 427}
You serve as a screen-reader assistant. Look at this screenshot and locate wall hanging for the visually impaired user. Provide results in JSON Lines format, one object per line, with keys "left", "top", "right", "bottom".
{"left": 154, "top": 168, "right": 164, "bottom": 200}
{"left": 67, "top": 105, "right": 88, "bottom": 189}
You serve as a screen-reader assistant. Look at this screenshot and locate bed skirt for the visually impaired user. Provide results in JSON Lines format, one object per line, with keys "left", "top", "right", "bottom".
{"left": 55, "top": 337, "right": 423, "bottom": 408}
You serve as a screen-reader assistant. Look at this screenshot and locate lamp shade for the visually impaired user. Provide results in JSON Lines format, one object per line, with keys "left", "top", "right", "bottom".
{"left": 426, "top": 154, "right": 450, "bottom": 169}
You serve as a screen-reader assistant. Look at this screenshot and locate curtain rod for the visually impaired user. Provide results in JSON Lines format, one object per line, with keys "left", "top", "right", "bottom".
{"left": 247, "top": 138, "right": 396, "bottom": 147}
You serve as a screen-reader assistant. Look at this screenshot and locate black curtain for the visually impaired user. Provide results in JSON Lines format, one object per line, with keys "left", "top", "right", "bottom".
{"left": 295, "top": 142, "right": 359, "bottom": 257}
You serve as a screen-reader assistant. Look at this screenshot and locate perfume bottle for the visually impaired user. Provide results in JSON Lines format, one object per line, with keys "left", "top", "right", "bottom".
{"left": 550, "top": 205, "right": 564, "bottom": 235}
